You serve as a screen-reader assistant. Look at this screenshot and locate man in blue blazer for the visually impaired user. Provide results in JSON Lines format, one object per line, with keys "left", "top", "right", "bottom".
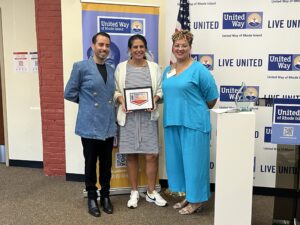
{"left": 64, "top": 32, "right": 116, "bottom": 217}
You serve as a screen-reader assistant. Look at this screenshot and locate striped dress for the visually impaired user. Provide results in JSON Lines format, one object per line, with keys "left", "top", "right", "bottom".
{"left": 118, "top": 63, "right": 159, "bottom": 154}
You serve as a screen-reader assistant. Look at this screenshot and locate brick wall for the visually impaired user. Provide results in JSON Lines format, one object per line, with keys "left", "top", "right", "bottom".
{"left": 34, "top": 0, "right": 65, "bottom": 176}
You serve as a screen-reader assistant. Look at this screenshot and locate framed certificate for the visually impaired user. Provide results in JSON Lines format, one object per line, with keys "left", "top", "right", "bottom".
{"left": 124, "top": 86, "right": 154, "bottom": 111}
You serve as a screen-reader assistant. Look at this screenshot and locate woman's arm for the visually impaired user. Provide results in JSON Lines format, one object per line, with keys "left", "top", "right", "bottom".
{"left": 207, "top": 98, "right": 217, "bottom": 109}
{"left": 113, "top": 64, "right": 123, "bottom": 102}
{"left": 116, "top": 96, "right": 127, "bottom": 112}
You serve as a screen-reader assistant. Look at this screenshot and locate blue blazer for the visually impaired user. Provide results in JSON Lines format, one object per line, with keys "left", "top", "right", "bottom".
{"left": 64, "top": 57, "right": 116, "bottom": 140}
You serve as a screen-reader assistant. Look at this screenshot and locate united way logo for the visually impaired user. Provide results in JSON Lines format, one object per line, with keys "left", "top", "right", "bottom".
{"left": 130, "top": 92, "right": 148, "bottom": 106}
{"left": 223, "top": 12, "right": 263, "bottom": 29}
{"left": 131, "top": 21, "right": 143, "bottom": 34}
{"left": 98, "top": 16, "right": 145, "bottom": 35}
{"left": 191, "top": 54, "right": 214, "bottom": 70}
{"left": 293, "top": 55, "right": 300, "bottom": 70}
{"left": 220, "top": 85, "right": 259, "bottom": 102}
{"left": 243, "top": 87, "right": 259, "bottom": 101}
{"left": 247, "top": 13, "right": 263, "bottom": 28}
{"left": 268, "top": 54, "right": 300, "bottom": 71}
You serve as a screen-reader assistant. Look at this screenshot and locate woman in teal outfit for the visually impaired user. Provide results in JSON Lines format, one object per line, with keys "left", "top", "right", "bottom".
{"left": 162, "top": 30, "right": 218, "bottom": 215}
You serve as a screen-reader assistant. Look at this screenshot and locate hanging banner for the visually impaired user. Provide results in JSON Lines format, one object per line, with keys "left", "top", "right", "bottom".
{"left": 82, "top": 3, "right": 159, "bottom": 67}
{"left": 81, "top": 3, "right": 159, "bottom": 193}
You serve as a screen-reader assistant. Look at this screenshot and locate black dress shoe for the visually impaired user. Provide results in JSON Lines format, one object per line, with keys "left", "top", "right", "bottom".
{"left": 88, "top": 198, "right": 100, "bottom": 217}
{"left": 100, "top": 197, "right": 113, "bottom": 214}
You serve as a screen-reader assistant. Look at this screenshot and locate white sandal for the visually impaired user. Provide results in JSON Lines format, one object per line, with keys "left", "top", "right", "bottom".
{"left": 178, "top": 203, "right": 203, "bottom": 215}
{"left": 173, "top": 199, "right": 188, "bottom": 209}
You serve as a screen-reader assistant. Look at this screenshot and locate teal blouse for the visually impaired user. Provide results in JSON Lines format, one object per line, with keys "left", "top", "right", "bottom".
{"left": 162, "top": 61, "right": 219, "bottom": 132}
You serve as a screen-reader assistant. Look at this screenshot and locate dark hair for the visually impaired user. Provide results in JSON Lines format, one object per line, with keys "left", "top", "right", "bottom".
{"left": 92, "top": 32, "right": 111, "bottom": 44}
{"left": 128, "top": 34, "right": 148, "bottom": 49}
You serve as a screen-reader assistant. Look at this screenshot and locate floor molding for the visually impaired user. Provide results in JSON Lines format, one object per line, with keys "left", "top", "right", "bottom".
{"left": 9, "top": 159, "right": 43, "bottom": 168}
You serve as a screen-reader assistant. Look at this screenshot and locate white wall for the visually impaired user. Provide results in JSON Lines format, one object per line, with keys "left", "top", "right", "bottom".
{"left": 61, "top": 0, "right": 167, "bottom": 177}
{"left": 0, "top": 0, "right": 42, "bottom": 162}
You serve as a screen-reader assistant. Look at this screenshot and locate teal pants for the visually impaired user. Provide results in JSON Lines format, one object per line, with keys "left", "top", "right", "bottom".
{"left": 164, "top": 126, "right": 210, "bottom": 203}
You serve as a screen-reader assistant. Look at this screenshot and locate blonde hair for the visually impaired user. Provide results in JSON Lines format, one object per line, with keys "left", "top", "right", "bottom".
{"left": 172, "top": 30, "right": 193, "bottom": 46}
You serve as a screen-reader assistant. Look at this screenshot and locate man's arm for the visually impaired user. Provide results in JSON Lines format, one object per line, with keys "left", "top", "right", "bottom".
{"left": 64, "top": 63, "right": 81, "bottom": 103}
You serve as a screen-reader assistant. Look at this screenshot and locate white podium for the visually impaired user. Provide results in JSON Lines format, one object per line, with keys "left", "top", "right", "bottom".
{"left": 210, "top": 109, "right": 255, "bottom": 225}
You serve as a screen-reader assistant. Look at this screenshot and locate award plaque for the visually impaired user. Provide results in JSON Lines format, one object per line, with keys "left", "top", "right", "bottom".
{"left": 234, "top": 82, "right": 258, "bottom": 111}
{"left": 124, "top": 86, "right": 154, "bottom": 111}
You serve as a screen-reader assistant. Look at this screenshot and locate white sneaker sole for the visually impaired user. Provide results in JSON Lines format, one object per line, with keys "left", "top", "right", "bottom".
{"left": 127, "top": 204, "right": 137, "bottom": 209}
{"left": 127, "top": 199, "right": 139, "bottom": 209}
{"left": 146, "top": 195, "right": 167, "bottom": 207}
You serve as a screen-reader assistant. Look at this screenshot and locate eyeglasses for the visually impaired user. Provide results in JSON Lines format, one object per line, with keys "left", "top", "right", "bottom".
{"left": 173, "top": 44, "right": 189, "bottom": 49}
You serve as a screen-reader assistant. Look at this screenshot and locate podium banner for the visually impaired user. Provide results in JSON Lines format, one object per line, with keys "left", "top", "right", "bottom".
{"left": 271, "top": 99, "right": 300, "bottom": 145}
{"left": 110, "top": 148, "right": 152, "bottom": 194}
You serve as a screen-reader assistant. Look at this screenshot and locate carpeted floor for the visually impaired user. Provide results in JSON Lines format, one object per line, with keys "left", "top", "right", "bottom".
{"left": 0, "top": 164, "right": 273, "bottom": 225}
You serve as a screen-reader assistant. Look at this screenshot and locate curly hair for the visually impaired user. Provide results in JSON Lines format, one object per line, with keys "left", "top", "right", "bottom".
{"left": 172, "top": 30, "right": 193, "bottom": 46}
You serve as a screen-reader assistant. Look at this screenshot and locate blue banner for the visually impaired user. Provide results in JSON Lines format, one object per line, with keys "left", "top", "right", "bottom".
{"left": 271, "top": 98, "right": 300, "bottom": 144}
{"left": 82, "top": 3, "right": 159, "bottom": 69}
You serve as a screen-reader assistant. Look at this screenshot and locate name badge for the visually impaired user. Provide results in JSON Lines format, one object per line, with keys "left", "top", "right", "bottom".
{"left": 166, "top": 68, "right": 176, "bottom": 78}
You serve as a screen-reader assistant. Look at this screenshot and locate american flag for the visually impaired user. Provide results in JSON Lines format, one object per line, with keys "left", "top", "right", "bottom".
{"left": 171, "top": 0, "right": 191, "bottom": 64}
{"left": 176, "top": 0, "right": 191, "bottom": 31}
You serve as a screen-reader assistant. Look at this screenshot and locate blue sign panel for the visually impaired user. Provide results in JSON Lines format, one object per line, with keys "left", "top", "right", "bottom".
{"left": 220, "top": 85, "right": 259, "bottom": 102}
{"left": 223, "top": 12, "right": 263, "bottom": 29}
{"left": 271, "top": 99, "right": 300, "bottom": 144}
{"left": 98, "top": 17, "right": 145, "bottom": 35}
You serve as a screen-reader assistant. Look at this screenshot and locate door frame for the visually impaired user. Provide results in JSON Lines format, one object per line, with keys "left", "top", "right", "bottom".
{"left": 0, "top": 8, "right": 10, "bottom": 166}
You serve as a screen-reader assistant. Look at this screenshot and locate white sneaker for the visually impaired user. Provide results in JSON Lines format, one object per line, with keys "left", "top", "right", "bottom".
{"left": 127, "top": 190, "right": 139, "bottom": 208}
{"left": 146, "top": 190, "right": 167, "bottom": 207}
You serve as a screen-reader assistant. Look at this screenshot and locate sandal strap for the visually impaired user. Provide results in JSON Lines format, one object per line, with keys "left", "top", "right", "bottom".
{"left": 178, "top": 203, "right": 203, "bottom": 215}
{"left": 173, "top": 199, "right": 188, "bottom": 209}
